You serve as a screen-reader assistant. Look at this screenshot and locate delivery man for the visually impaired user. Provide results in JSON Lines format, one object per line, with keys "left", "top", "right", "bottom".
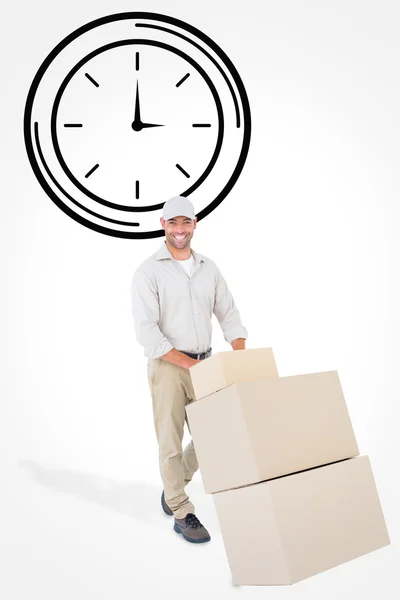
{"left": 131, "top": 196, "right": 247, "bottom": 543}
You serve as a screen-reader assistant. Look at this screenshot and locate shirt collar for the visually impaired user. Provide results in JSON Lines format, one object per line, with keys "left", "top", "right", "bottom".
{"left": 155, "top": 241, "right": 205, "bottom": 265}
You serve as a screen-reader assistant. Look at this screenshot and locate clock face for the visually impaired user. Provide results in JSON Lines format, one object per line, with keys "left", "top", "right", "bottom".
{"left": 24, "top": 13, "right": 251, "bottom": 238}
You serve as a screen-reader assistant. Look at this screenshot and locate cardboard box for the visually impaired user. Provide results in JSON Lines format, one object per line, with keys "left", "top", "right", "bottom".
{"left": 189, "top": 348, "right": 278, "bottom": 400}
{"left": 186, "top": 370, "right": 359, "bottom": 493}
{"left": 213, "top": 456, "right": 390, "bottom": 585}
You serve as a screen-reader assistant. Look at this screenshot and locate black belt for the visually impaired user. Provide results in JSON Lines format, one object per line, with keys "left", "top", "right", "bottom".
{"left": 180, "top": 348, "right": 212, "bottom": 360}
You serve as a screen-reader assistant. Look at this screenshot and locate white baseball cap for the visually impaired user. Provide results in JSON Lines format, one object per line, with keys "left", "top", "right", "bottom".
{"left": 162, "top": 196, "right": 195, "bottom": 221}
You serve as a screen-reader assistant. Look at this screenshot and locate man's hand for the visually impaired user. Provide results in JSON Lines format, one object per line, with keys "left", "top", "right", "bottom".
{"left": 160, "top": 348, "right": 201, "bottom": 369}
{"left": 231, "top": 338, "right": 246, "bottom": 351}
{"left": 187, "top": 357, "right": 202, "bottom": 368}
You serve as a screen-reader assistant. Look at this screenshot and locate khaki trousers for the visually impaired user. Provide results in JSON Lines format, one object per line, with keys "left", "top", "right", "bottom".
{"left": 147, "top": 358, "right": 199, "bottom": 519}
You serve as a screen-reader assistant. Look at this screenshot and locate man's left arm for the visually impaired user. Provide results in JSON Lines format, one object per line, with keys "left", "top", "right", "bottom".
{"left": 231, "top": 337, "right": 246, "bottom": 350}
{"left": 213, "top": 265, "right": 248, "bottom": 350}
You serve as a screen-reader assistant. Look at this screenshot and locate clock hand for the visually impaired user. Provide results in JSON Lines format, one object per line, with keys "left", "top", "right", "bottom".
{"left": 134, "top": 81, "right": 141, "bottom": 124}
{"left": 132, "top": 119, "right": 165, "bottom": 131}
{"left": 139, "top": 122, "right": 165, "bottom": 129}
{"left": 131, "top": 81, "right": 165, "bottom": 131}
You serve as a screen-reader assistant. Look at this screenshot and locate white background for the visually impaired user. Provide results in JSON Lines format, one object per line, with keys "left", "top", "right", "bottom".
{"left": 1, "top": 0, "right": 399, "bottom": 598}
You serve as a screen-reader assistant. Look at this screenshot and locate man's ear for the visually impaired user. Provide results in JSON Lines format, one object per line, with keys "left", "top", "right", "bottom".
{"left": 160, "top": 217, "right": 165, "bottom": 230}
{"left": 193, "top": 217, "right": 197, "bottom": 229}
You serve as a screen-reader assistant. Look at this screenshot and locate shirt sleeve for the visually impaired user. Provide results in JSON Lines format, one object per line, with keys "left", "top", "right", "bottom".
{"left": 213, "top": 266, "right": 248, "bottom": 344}
{"left": 131, "top": 268, "right": 173, "bottom": 359}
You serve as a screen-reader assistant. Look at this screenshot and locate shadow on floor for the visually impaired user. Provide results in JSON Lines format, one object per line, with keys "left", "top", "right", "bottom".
{"left": 18, "top": 459, "right": 204, "bottom": 524}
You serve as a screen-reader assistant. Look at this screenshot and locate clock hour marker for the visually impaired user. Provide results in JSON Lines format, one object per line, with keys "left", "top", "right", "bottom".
{"left": 135, "top": 180, "right": 140, "bottom": 199}
{"left": 85, "top": 163, "right": 99, "bottom": 178}
{"left": 176, "top": 164, "right": 190, "bottom": 178}
{"left": 85, "top": 73, "right": 99, "bottom": 87}
{"left": 192, "top": 124, "right": 211, "bottom": 128}
{"left": 135, "top": 52, "right": 140, "bottom": 71}
{"left": 64, "top": 123, "right": 83, "bottom": 128}
{"left": 176, "top": 73, "right": 190, "bottom": 88}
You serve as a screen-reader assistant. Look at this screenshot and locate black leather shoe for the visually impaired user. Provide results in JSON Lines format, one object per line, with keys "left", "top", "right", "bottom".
{"left": 161, "top": 490, "right": 173, "bottom": 516}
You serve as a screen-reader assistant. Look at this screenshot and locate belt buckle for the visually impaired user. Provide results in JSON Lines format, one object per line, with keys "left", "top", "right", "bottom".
{"left": 197, "top": 349, "right": 211, "bottom": 360}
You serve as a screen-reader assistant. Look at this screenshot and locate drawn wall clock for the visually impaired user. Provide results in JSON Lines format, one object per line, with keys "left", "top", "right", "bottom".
{"left": 24, "top": 12, "right": 251, "bottom": 238}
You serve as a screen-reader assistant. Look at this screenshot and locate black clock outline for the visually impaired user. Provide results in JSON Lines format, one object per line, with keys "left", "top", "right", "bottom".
{"left": 24, "top": 12, "right": 252, "bottom": 239}
{"left": 51, "top": 39, "right": 224, "bottom": 212}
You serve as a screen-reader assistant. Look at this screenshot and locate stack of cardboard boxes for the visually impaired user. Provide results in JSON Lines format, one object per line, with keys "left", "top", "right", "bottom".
{"left": 186, "top": 348, "right": 390, "bottom": 585}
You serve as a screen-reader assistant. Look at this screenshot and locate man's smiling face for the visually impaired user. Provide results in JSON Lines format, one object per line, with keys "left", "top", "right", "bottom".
{"left": 161, "top": 215, "right": 197, "bottom": 250}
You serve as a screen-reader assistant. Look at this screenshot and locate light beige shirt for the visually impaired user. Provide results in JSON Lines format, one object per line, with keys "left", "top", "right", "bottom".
{"left": 131, "top": 241, "right": 248, "bottom": 359}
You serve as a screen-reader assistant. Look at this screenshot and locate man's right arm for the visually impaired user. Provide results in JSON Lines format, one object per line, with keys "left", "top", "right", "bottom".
{"left": 131, "top": 269, "right": 200, "bottom": 369}
{"left": 160, "top": 348, "right": 201, "bottom": 369}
